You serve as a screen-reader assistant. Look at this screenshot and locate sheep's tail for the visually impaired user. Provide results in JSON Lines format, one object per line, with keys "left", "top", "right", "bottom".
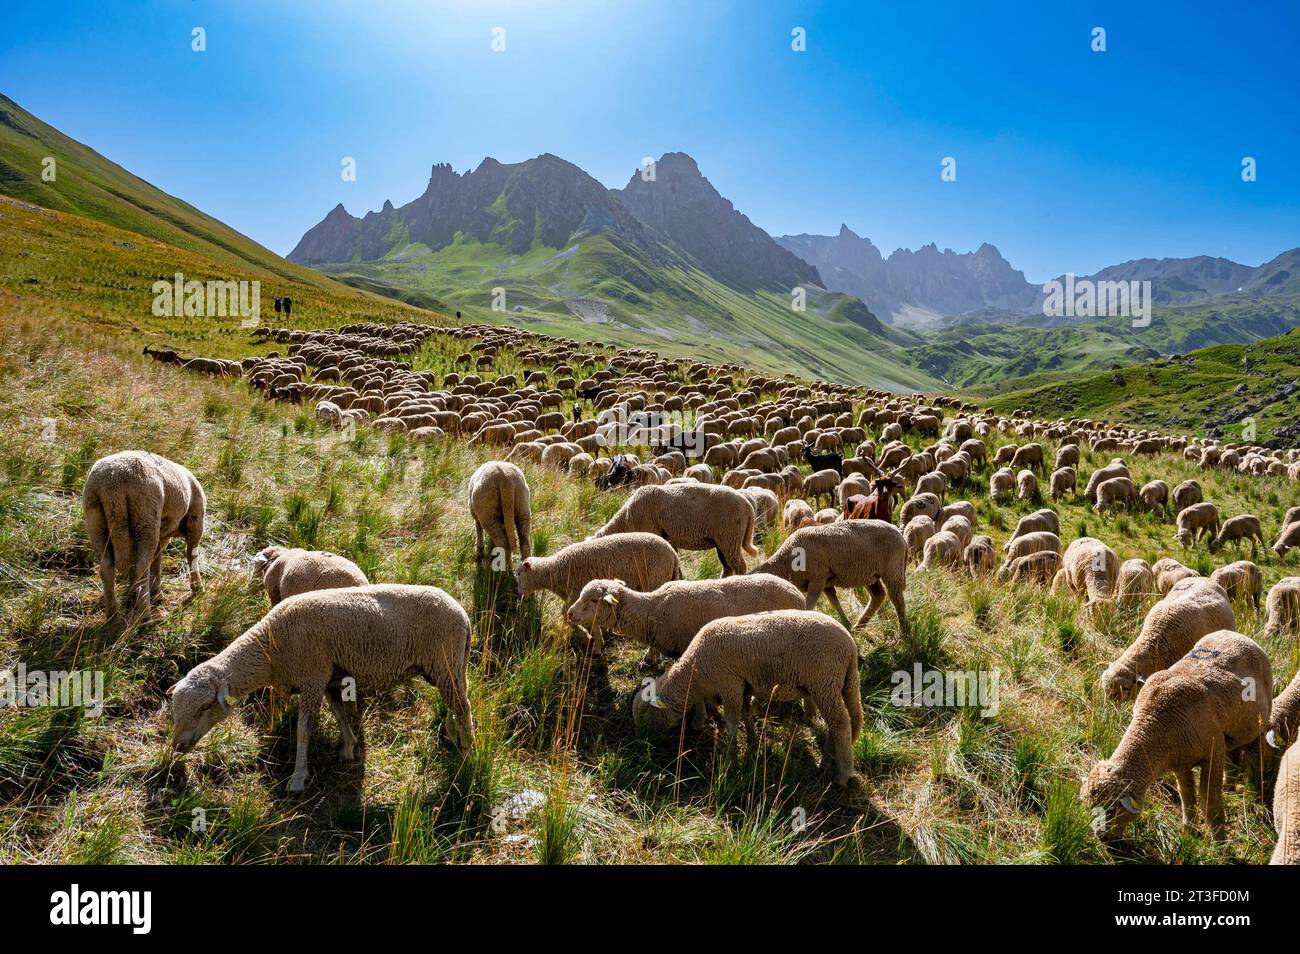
{"left": 501, "top": 485, "right": 520, "bottom": 557}
{"left": 100, "top": 491, "right": 135, "bottom": 571}
{"left": 843, "top": 662, "right": 863, "bottom": 742}
{"left": 741, "top": 506, "right": 759, "bottom": 557}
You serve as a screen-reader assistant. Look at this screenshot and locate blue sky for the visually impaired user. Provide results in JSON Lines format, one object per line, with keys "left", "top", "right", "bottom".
{"left": 2, "top": 0, "right": 1296, "bottom": 281}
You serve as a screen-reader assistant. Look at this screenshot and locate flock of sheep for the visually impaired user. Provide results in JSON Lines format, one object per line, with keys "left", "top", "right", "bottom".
{"left": 109, "top": 318, "right": 1300, "bottom": 861}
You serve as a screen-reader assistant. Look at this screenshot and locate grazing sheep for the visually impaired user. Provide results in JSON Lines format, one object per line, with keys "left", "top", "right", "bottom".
{"left": 1272, "top": 743, "right": 1300, "bottom": 865}
{"left": 168, "top": 584, "right": 473, "bottom": 793}
{"left": 1273, "top": 521, "right": 1300, "bottom": 557}
{"left": 1172, "top": 479, "right": 1202, "bottom": 512}
{"left": 899, "top": 492, "right": 942, "bottom": 526}
{"left": 1175, "top": 502, "right": 1220, "bottom": 547}
{"left": 517, "top": 533, "right": 681, "bottom": 652}
{"left": 940, "top": 514, "right": 972, "bottom": 548}
{"left": 1055, "top": 444, "right": 1081, "bottom": 469}
{"left": 1263, "top": 578, "right": 1300, "bottom": 638}
{"left": 1049, "top": 466, "right": 1076, "bottom": 500}
{"left": 1268, "top": 666, "right": 1300, "bottom": 748}
{"left": 592, "top": 483, "right": 758, "bottom": 575}
{"left": 1093, "top": 475, "right": 1136, "bottom": 514}
{"left": 997, "top": 549, "right": 1061, "bottom": 585}
{"left": 903, "top": 515, "right": 937, "bottom": 562}
{"left": 813, "top": 507, "right": 839, "bottom": 524}
{"left": 468, "top": 461, "right": 532, "bottom": 565}
{"left": 251, "top": 546, "right": 368, "bottom": 605}
{"left": 938, "top": 500, "right": 976, "bottom": 526}
{"left": 753, "top": 519, "right": 908, "bottom": 634}
{"left": 740, "top": 487, "right": 780, "bottom": 540}
{"left": 1010, "top": 442, "right": 1045, "bottom": 473}
{"left": 1101, "top": 577, "right": 1235, "bottom": 701}
{"left": 1001, "top": 530, "right": 1061, "bottom": 568}
{"left": 1116, "top": 558, "right": 1155, "bottom": 609}
{"left": 1051, "top": 537, "right": 1118, "bottom": 608}
{"left": 564, "top": 575, "right": 805, "bottom": 658}
{"left": 1016, "top": 469, "right": 1038, "bottom": 500}
{"left": 1152, "top": 557, "right": 1200, "bottom": 595}
{"left": 1007, "top": 509, "right": 1060, "bottom": 547}
{"left": 920, "top": 530, "right": 962, "bottom": 570}
{"left": 783, "top": 498, "right": 816, "bottom": 530}
{"left": 1209, "top": 560, "right": 1262, "bottom": 609}
{"left": 989, "top": 466, "right": 1015, "bottom": 501}
{"left": 1084, "top": 630, "right": 1271, "bottom": 837}
{"left": 82, "top": 450, "right": 206, "bottom": 620}
{"left": 631, "top": 610, "right": 862, "bottom": 783}
{"left": 1139, "top": 480, "right": 1169, "bottom": 516}
{"left": 964, "top": 535, "right": 996, "bottom": 577}
{"left": 1209, "top": 514, "right": 1267, "bottom": 558}
{"left": 1083, "top": 459, "right": 1130, "bottom": 503}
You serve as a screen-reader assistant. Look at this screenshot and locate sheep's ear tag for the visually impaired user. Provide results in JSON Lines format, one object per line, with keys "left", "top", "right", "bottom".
{"left": 650, "top": 694, "right": 667, "bottom": 709}
{"left": 223, "top": 694, "right": 237, "bottom": 707}
{"left": 1266, "top": 729, "right": 1280, "bottom": 750}
{"left": 1119, "top": 794, "right": 1141, "bottom": 815}
{"left": 165, "top": 684, "right": 176, "bottom": 698}
{"left": 603, "top": 593, "right": 618, "bottom": 605}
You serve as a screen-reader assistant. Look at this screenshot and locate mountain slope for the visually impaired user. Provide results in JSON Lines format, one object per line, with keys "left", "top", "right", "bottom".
{"left": 0, "top": 93, "right": 356, "bottom": 291}
{"left": 289, "top": 152, "right": 937, "bottom": 390}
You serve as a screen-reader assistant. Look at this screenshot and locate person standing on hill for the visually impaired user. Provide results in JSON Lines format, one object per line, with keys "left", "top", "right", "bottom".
{"left": 274, "top": 295, "right": 282, "bottom": 317}
{"left": 283, "top": 295, "right": 292, "bottom": 318}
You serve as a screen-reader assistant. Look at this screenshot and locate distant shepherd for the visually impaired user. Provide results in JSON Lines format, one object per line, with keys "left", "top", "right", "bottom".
{"left": 283, "top": 296, "right": 292, "bottom": 318}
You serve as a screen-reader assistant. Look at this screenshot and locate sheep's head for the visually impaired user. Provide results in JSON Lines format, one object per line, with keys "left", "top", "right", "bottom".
{"left": 1269, "top": 711, "right": 1297, "bottom": 751}
{"left": 1174, "top": 529, "right": 1192, "bottom": 547}
{"left": 1100, "top": 661, "right": 1141, "bottom": 702}
{"left": 630, "top": 679, "right": 678, "bottom": 731}
{"left": 250, "top": 546, "right": 281, "bottom": 580}
{"left": 1081, "top": 760, "right": 1142, "bottom": 838}
{"left": 564, "top": 579, "right": 624, "bottom": 631}
{"left": 515, "top": 559, "right": 540, "bottom": 598}
{"left": 166, "top": 669, "right": 236, "bottom": 754}
{"left": 1207, "top": 537, "right": 1223, "bottom": 554}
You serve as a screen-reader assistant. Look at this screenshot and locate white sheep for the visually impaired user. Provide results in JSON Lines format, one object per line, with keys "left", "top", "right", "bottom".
{"left": 1263, "top": 577, "right": 1300, "bottom": 638}
{"left": 1051, "top": 536, "right": 1118, "bottom": 608}
{"left": 631, "top": 610, "right": 862, "bottom": 783}
{"left": 468, "top": 461, "right": 532, "bottom": 565}
{"left": 82, "top": 451, "right": 206, "bottom": 620}
{"left": 1272, "top": 742, "right": 1299, "bottom": 864}
{"left": 592, "top": 483, "right": 757, "bottom": 575}
{"left": 251, "top": 546, "right": 368, "bottom": 605}
{"left": 168, "top": 584, "right": 473, "bottom": 793}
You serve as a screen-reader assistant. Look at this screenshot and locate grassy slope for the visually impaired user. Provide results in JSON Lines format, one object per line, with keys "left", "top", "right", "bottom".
{"left": 981, "top": 329, "right": 1300, "bottom": 445}
{"left": 1, "top": 286, "right": 1297, "bottom": 863}
{"left": 910, "top": 298, "right": 1300, "bottom": 391}
{"left": 318, "top": 233, "right": 941, "bottom": 393}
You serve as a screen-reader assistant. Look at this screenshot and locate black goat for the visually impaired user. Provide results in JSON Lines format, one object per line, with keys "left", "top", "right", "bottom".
{"left": 802, "top": 444, "right": 843, "bottom": 475}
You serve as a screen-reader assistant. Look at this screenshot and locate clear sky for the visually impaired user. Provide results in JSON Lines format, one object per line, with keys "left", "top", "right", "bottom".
{"left": 2, "top": 0, "right": 1296, "bottom": 281}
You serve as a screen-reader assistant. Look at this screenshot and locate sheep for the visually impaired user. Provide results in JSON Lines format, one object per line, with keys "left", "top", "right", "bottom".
{"left": 989, "top": 466, "right": 1015, "bottom": 501}
{"left": 997, "top": 549, "right": 1061, "bottom": 585}
{"left": 1139, "top": 479, "right": 1169, "bottom": 516}
{"left": 563, "top": 575, "right": 805, "bottom": 659}
{"left": 940, "top": 514, "right": 972, "bottom": 549}
{"left": 740, "top": 487, "right": 780, "bottom": 540}
{"left": 1093, "top": 475, "right": 1136, "bottom": 514}
{"left": 1055, "top": 444, "right": 1080, "bottom": 469}
{"left": 167, "top": 584, "right": 473, "bottom": 793}
{"left": 903, "top": 515, "right": 937, "bottom": 562}
{"left": 964, "top": 535, "right": 996, "bottom": 577}
{"left": 899, "top": 492, "right": 942, "bottom": 526}
{"left": 1101, "top": 577, "right": 1235, "bottom": 701}
{"left": 1152, "top": 557, "right": 1201, "bottom": 595}
{"left": 1175, "top": 502, "right": 1220, "bottom": 547}
{"left": 1209, "top": 514, "right": 1267, "bottom": 558}
{"left": 1273, "top": 521, "right": 1300, "bottom": 557}
{"left": 1007, "top": 508, "right": 1060, "bottom": 547}
{"left": 251, "top": 546, "right": 368, "bottom": 605}
{"left": 1263, "top": 577, "right": 1300, "bottom": 638}
{"left": 468, "top": 461, "right": 532, "bottom": 566}
{"left": 1083, "top": 459, "right": 1130, "bottom": 503}
{"left": 1209, "top": 560, "right": 1262, "bottom": 609}
{"left": 517, "top": 533, "right": 680, "bottom": 651}
{"left": 753, "top": 519, "right": 908, "bottom": 634}
{"left": 1050, "top": 536, "right": 1118, "bottom": 608}
{"left": 1011, "top": 442, "right": 1044, "bottom": 472}
{"left": 591, "top": 483, "right": 757, "bottom": 575}
{"left": 1172, "top": 479, "right": 1202, "bottom": 512}
{"left": 802, "top": 468, "right": 841, "bottom": 507}
{"left": 783, "top": 498, "right": 816, "bottom": 530}
{"left": 1271, "top": 742, "right": 1300, "bottom": 865}
{"left": 1016, "top": 469, "right": 1038, "bottom": 500}
{"left": 1049, "top": 466, "right": 1076, "bottom": 500}
{"left": 920, "top": 530, "right": 962, "bottom": 570}
{"left": 1001, "top": 530, "right": 1060, "bottom": 567}
{"left": 1116, "top": 558, "right": 1155, "bottom": 609}
{"left": 1269, "top": 665, "right": 1300, "bottom": 748}
{"left": 82, "top": 450, "right": 206, "bottom": 620}
{"left": 914, "top": 471, "right": 947, "bottom": 500}
{"left": 938, "top": 500, "right": 976, "bottom": 526}
{"left": 1084, "top": 630, "right": 1271, "bottom": 837}
{"left": 631, "top": 610, "right": 862, "bottom": 784}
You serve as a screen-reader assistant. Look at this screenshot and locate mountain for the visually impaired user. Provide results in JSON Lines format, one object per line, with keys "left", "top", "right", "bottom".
{"left": 612, "top": 152, "right": 821, "bottom": 292}
{"left": 0, "top": 93, "right": 352, "bottom": 290}
{"left": 288, "top": 153, "right": 938, "bottom": 390}
{"left": 775, "top": 226, "right": 1038, "bottom": 325}
{"left": 1039, "top": 255, "right": 1259, "bottom": 307}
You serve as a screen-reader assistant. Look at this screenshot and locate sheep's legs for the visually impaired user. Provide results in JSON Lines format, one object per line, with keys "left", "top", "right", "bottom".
{"left": 97, "top": 547, "right": 117, "bottom": 619}
{"left": 852, "top": 581, "right": 887, "bottom": 631}
{"left": 149, "top": 551, "right": 163, "bottom": 602}
{"left": 290, "top": 685, "right": 323, "bottom": 793}
{"left": 127, "top": 533, "right": 157, "bottom": 622}
{"left": 1202, "top": 741, "right": 1227, "bottom": 834}
{"left": 1175, "top": 769, "right": 1197, "bottom": 825}
{"left": 823, "top": 588, "right": 854, "bottom": 631}
{"left": 888, "top": 581, "right": 908, "bottom": 635}
{"left": 716, "top": 545, "right": 737, "bottom": 577}
{"left": 428, "top": 665, "right": 474, "bottom": 752}
{"left": 473, "top": 520, "right": 485, "bottom": 562}
{"left": 811, "top": 686, "right": 855, "bottom": 784}
{"left": 326, "top": 685, "right": 357, "bottom": 761}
